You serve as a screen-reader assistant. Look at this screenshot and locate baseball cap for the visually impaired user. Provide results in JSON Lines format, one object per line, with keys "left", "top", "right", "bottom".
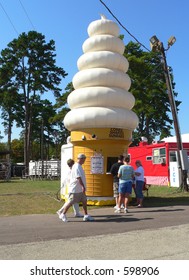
{"left": 77, "top": 153, "right": 86, "bottom": 159}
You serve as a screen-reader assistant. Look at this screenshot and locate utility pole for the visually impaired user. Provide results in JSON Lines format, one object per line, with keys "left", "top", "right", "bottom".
{"left": 150, "top": 36, "right": 188, "bottom": 191}
{"left": 41, "top": 118, "right": 44, "bottom": 178}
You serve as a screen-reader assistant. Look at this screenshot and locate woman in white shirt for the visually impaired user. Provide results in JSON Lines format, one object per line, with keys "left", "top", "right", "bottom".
{"left": 57, "top": 159, "right": 82, "bottom": 219}
{"left": 135, "top": 160, "right": 144, "bottom": 207}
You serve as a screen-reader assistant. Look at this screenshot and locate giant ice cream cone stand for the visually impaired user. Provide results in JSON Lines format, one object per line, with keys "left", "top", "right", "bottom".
{"left": 62, "top": 15, "right": 138, "bottom": 205}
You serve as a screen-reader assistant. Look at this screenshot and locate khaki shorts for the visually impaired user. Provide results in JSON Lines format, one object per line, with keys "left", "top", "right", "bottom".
{"left": 68, "top": 192, "right": 87, "bottom": 204}
{"left": 113, "top": 182, "right": 119, "bottom": 198}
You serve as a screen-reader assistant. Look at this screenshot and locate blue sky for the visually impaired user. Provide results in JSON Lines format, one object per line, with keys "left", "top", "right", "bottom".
{"left": 0, "top": 0, "right": 188, "bottom": 141}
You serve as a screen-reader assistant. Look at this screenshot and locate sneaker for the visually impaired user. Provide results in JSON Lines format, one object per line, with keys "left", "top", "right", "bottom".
{"left": 61, "top": 214, "right": 68, "bottom": 222}
{"left": 114, "top": 205, "right": 118, "bottom": 209}
{"left": 83, "top": 215, "right": 94, "bottom": 221}
{"left": 137, "top": 204, "right": 143, "bottom": 208}
{"left": 56, "top": 210, "right": 63, "bottom": 219}
{"left": 121, "top": 204, "right": 125, "bottom": 209}
{"left": 114, "top": 208, "right": 121, "bottom": 213}
{"left": 124, "top": 208, "right": 129, "bottom": 213}
{"left": 74, "top": 212, "right": 83, "bottom": 217}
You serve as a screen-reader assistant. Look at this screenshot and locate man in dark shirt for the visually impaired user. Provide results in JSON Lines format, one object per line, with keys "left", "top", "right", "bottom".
{"left": 110, "top": 155, "right": 124, "bottom": 209}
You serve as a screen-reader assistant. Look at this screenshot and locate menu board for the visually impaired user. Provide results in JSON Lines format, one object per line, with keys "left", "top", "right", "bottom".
{"left": 90, "top": 155, "right": 104, "bottom": 174}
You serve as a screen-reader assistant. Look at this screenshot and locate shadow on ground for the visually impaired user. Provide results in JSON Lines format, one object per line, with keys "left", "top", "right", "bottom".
{"left": 139, "top": 196, "right": 189, "bottom": 207}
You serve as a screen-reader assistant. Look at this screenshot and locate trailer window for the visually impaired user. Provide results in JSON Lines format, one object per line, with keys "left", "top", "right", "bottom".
{"left": 169, "top": 151, "right": 177, "bottom": 162}
{"left": 153, "top": 148, "right": 166, "bottom": 164}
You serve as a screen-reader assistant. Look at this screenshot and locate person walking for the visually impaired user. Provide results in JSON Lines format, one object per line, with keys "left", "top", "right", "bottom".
{"left": 56, "top": 159, "right": 82, "bottom": 219}
{"left": 61, "top": 153, "right": 94, "bottom": 222}
{"left": 116, "top": 156, "right": 134, "bottom": 213}
{"left": 134, "top": 160, "right": 145, "bottom": 207}
{"left": 110, "top": 155, "right": 124, "bottom": 209}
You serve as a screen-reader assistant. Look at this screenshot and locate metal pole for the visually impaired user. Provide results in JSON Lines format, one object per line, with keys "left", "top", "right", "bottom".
{"left": 160, "top": 43, "right": 188, "bottom": 191}
{"left": 41, "top": 118, "right": 44, "bottom": 179}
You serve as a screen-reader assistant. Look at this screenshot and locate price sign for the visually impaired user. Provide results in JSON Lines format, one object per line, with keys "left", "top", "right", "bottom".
{"left": 91, "top": 155, "right": 104, "bottom": 174}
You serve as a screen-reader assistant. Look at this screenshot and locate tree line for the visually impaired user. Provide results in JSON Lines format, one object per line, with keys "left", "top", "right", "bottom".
{"left": 0, "top": 31, "right": 180, "bottom": 169}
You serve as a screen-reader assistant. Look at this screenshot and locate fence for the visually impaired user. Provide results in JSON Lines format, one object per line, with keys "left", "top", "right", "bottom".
{"left": 22, "top": 160, "right": 61, "bottom": 180}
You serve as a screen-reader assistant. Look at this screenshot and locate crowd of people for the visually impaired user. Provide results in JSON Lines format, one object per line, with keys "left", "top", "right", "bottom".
{"left": 57, "top": 153, "right": 145, "bottom": 222}
{"left": 110, "top": 156, "right": 145, "bottom": 212}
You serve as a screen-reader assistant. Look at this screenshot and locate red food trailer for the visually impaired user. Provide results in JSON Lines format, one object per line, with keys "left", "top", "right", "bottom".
{"left": 128, "top": 135, "right": 189, "bottom": 187}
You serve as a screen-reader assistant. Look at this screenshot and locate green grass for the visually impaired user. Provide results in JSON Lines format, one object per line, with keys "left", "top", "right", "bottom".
{"left": 0, "top": 179, "right": 189, "bottom": 216}
{"left": 0, "top": 179, "right": 61, "bottom": 216}
{"left": 0, "top": 179, "right": 60, "bottom": 194}
{"left": 143, "top": 185, "right": 189, "bottom": 207}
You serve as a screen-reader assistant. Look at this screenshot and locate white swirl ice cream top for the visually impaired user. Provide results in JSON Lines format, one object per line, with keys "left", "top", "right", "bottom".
{"left": 64, "top": 15, "right": 138, "bottom": 131}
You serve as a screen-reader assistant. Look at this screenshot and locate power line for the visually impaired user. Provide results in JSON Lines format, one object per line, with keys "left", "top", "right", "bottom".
{"left": 132, "top": 62, "right": 163, "bottom": 92}
{"left": 99, "top": 0, "right": 150, "bottom": 52}
{"left": 0, "top": 1, "right": 19, "bottom": 35}
{"left": 19, "top": 0, "right": 36, "bottom": 30}
{"left": 99, "top": 0, "right": 173, "bottom": 88}
{"left": 99, "top": 1, "right": 166, "bottom": 93}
